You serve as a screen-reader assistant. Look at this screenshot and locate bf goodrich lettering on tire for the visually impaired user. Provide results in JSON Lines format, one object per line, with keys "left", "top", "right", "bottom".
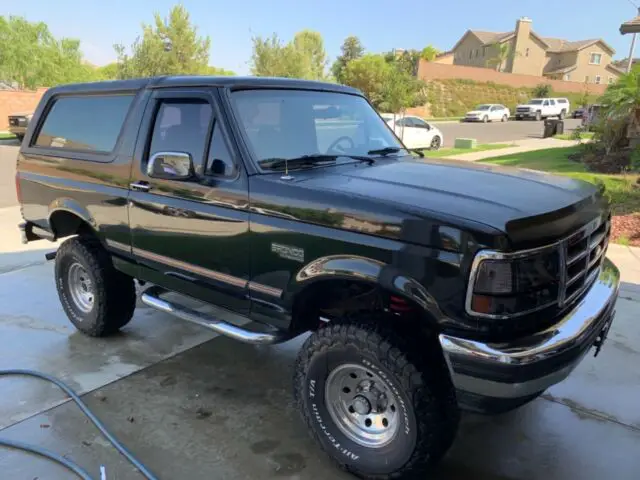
{"left": 362, "top": 358, "right": 410, "bottom": 435}
{"left": 310, "top": 400, "right": 360, "bottom": 461}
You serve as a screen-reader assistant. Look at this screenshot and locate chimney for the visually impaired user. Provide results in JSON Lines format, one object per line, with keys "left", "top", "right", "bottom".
{"left": 511, "top": 17, "right": 532, "bottom": 73}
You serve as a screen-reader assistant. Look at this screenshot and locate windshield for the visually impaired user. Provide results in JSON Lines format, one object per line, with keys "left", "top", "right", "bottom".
{"left": 475, "top": 105, "right": 491, "bottom": 110}
{"left": 528, "top": 100, "right": 544, "bottom": 105}
{"left": 231, "top": 89, "right": 404, "bottom": 167}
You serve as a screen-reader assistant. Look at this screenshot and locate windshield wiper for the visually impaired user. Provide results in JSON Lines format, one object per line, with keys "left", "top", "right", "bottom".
{"left": 368, "top": 147, "right": 403, "bottom": 156}
{"left": 261, "top": 154, "right": 374, "bottom": 171}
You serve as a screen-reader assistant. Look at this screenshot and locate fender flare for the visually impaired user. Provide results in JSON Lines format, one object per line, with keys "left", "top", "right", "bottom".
{"left": 290, "top": 254, "right": 442, "bottom": 320}
{"left": 48, "top": 198, "right": 98, "bottom": 239}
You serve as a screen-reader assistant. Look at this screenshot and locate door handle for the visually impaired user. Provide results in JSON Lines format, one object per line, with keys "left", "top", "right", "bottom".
{"left": 130, "top": 181, "right": 151, "bottom": 192}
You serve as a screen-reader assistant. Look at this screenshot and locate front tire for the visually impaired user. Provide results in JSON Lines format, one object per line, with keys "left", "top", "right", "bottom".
{"left": 294, "top": 319, "right": 459, "bottom": 479}
{"left": 502, "top": 114, "right": 508, "bottom": 122}
{"left": 559, "top": 110, "right": 566, "bottom": 120}
{"left": 482, "top": 115, "right": 488, "bottom": 123}
{"left": 535, "top": 111, "right": 542, "bottom": 121}
{"left": 55, "top": 236, "right": 136, "bottom": 337}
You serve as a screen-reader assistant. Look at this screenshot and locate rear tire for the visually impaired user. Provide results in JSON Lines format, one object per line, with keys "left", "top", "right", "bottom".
{"left": 502, "top": 115, "right": 508, "bottom": 122}
{"left": 430, "top": 136, "right": 442, "bottom": 150}
{"left": 55, "top": 236, "right": 136, "bottom": 337}
{"left": 294, "top": 317, "right": 459, "bottom": 479}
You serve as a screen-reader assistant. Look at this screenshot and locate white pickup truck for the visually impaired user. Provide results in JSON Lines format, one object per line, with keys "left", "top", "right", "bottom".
{"left": 515, "top": 98, "right": 570, "bottom": 121}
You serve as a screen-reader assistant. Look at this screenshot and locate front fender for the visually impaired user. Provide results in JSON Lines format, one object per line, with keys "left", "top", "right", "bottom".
{"left": 291, "top": 254, "right": 442, "bottom": 319}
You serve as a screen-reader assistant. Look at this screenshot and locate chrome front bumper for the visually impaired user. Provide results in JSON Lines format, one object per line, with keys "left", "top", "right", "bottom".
{"left": 440, "top": 258, "right": 620, "bottom": 406}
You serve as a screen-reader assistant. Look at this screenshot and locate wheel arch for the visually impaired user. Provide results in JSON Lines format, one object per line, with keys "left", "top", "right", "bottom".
{"left": 288, "top": 254, "right": 441, "bottom": 333}
{"left": 48, "top": 198, "right": 99, "bottom": 240}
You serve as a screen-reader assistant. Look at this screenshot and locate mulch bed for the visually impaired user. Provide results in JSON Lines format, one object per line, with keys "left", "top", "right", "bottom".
{"left": 611, "top": 214, "right": 640, "bottom": 246}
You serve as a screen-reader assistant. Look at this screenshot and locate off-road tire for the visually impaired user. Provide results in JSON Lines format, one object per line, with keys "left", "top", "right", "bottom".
{"left": 294, "top": 317, "right": 459, "bottom": 479}
{"left": 55, "top": 236, "right": 136, "bottom": 337}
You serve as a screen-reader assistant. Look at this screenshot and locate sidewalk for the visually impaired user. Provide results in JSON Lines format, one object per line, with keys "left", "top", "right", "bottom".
{"left": 446, "top": 137, "right": 578, "bottom": 161}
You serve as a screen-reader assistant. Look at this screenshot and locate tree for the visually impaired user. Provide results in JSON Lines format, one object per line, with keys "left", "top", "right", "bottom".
{"left": 250, "top": 30, "right": 328, "bottom": 80}
{"left": 420, "top": 45, "right": 440, "bottom": 62}
{"left": 341, "top": 54, "right": 425, "bottom": 112}
{"left": 341, "top": 54, "right": 392, "bottom": 107}
{"left": 114, "top": 5, "right": 212, "bottom": 78}
{"left": 96, "top": 63, "right": 119, "bottom": 80}
{"left": 533, "top": 83, "right": 552, "bottom": 98}
{"left": 0, "top": 15, "right": 99, "bottom": 88}
{"left": 332, "top": 36, "right": 364, "bottom": 83}
{"left": 486, "top": 42, "right": 511, "bottom": 72}
{"left": 598, "top": 66, "right": 640, "bottom": 152}
{"left": 384, "top": 49, "right": 421, "bottom": 76}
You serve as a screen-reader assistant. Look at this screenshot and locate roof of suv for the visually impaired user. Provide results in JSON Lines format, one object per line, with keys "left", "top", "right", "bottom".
{"left": 46, "top": 76, "right": 363, "bottom": 96}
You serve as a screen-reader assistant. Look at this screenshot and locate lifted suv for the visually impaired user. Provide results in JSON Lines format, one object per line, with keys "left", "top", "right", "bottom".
{"left": 16, "top": 77, "right": 619, "bottom": 479}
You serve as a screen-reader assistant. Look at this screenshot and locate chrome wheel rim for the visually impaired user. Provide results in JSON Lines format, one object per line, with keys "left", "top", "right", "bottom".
{"left": 325, "top": 363, "right": 400, "bottom": 448}
{"left": 68, "top": 263, "right": 94, "bottom": 313}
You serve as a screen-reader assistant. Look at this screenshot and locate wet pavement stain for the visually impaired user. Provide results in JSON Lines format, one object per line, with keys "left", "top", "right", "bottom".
{"left": 251, "top": 438, "right": 281, "bottom": 454}
{"left": 269, "top": 452, "right": 306, "bottom": 476}
{"left": 542, "top": 393, "right": 635, "bottom": 430}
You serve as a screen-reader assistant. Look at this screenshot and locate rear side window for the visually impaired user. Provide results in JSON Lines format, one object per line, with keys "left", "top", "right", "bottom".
{"left": 558, "top": 99, "right": 568, "bottom": 104}
{"left": 35, "top": 95, "right": 134, "bottom": 152}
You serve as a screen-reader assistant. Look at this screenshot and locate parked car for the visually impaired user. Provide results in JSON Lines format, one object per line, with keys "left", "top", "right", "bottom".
{"left": 464, "top": 104, "right": 510, "bottom": 122}
{"left": 515, "top": 97, "right": 570, "bottom": 120}
{"left": 17, "top": 77, "right": 619, "bottom": 480}
{"left": 7, "top": 111, "right": 32, "bottom": 141}
{"left": 380, "top": 113, "right": 443, "bottom": 149}
{"left": 572, "top": 106, "right": 587, "bottom": 119}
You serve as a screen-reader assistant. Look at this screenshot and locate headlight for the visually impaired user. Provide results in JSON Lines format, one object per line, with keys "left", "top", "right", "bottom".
{"left": 467, "top": 249, "right": 561, "bottom": 318}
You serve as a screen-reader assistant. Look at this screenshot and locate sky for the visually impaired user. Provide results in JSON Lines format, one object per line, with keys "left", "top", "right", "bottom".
{"left": 3, "top": 0, "right": 640, "bottom": 74}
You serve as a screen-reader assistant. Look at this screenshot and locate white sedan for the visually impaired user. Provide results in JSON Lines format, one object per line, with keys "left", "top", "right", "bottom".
{"left": 380, "top": 114, "right": 444, "bottom": 150}
{"left": 464, "top": 104, "right": 510, "bottom": 123}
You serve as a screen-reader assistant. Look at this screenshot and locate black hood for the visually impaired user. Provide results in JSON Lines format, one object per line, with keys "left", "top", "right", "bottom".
{"left": 297, "top": 159, "right": 605, "bottom": 247}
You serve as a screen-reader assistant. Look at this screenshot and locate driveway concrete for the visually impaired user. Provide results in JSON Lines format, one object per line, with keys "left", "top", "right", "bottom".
{"left": 0, "top": 143, "right": 19, "bottom": 208}
{"left": 437, "top": 118, "right": 581, "bottom": 147}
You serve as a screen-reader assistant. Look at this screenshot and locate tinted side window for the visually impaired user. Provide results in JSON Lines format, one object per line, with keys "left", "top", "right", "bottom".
{"left": 206, "top": 123, "right": 236, "bottom": 177}
{"left": 149, "top": 101, "right": 212, "bottom": 175}
{"left": 35, "top": 95, "right": 134, "bottom": 152}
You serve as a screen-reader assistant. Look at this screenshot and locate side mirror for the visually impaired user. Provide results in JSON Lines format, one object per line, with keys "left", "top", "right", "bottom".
{"left": 147, "top": 152, "right": 193, "bottom": 180}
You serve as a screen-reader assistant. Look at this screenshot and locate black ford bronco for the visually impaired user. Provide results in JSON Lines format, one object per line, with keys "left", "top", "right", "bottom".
{"left": 17, "top": 76, "right": 619, "bottom": 479}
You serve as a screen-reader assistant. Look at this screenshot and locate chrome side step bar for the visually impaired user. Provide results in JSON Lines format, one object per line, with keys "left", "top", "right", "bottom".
{"left": 140, "top": 286, "right": 293, "bottom": 345}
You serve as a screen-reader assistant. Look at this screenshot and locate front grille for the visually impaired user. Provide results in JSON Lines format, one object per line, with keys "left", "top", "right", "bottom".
{"left": 516, "top": 108, "right": 531, "bottom": 112}
{"left": 561, "top": 215, "right": 610, "bottom": 306}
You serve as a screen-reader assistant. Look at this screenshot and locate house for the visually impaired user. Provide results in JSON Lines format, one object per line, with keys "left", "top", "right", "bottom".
{"left": 449, "top": 17, "right": 623, "bottom": 84}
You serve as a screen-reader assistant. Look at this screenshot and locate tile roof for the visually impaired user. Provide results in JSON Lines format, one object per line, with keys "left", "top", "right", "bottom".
{"left": 543, "top": 65, "right": 578, "bottom": 75}
{"left": 620, "top": 15, "right": 640, "bottom": 34}
{"left": 465, "top": 28, "right": 613, "bottom": 54}
{"left": 469, "top": 31, "right": 512, "bottom": 45}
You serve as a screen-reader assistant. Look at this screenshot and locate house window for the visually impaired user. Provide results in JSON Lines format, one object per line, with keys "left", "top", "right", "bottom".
{"left": 590, "top": 53, "right": 602, "bottom": 65}
{"left": 595, "top": 75, "right": 601, "bottom": 84}
{"left": 525, "top": 48, "right": 530, "bottom": 57}
{"left": 563, "top": 74, "right": 571, "bottom": 81}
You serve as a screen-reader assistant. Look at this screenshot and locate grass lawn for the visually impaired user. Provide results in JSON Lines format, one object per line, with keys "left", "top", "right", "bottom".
{"left": 553, "top": 132, "right": 595, "bottom": 141}
{"left": 424, "top": 143, "right": 514, "bottom": 158}
{"left": 482, "top": 146, "right": 640, "bottom": 215}
{"left": 0, "top": 132, "right": 16, "bottom": 140}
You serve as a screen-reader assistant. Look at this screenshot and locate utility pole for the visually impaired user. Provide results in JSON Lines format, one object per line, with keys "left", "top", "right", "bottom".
{"left": 627, "top": 7, "right": 640, "bottom": 73}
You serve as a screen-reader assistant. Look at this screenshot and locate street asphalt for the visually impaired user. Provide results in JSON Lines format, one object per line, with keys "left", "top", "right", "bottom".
{"left": 1, "top": 133, "right": 640, "bottom": 479}
{"left": 435, "top": 118, "right": 581, "bottom": 147}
